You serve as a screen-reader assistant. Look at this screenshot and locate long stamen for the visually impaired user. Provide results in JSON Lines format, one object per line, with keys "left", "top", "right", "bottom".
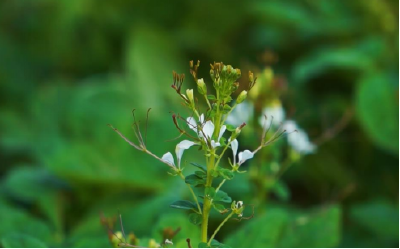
{"left": 145, "top": 108, "right": 152, "bottom": 146}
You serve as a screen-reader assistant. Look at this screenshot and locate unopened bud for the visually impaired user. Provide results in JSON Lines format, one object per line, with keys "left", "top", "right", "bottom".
{"left": 186, "top": 89, "right": 194, "bottom": 105}
{"left": 197, "top": 78, "right": 207, "bottom": 95}
{"left": 236, "top": 90, "right": 248, "bottom": 104}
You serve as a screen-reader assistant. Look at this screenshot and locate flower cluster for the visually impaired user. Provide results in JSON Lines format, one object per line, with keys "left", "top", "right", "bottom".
{"left": 109, "top": 61, "right": 311, "bottom": 247}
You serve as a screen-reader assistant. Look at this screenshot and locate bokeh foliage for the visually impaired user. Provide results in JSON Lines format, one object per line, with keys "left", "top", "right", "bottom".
{"left": 0, "top": 0, "right": 398, "bottom": 247}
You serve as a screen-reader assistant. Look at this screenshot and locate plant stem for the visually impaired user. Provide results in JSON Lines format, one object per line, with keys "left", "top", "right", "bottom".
{"left": 201, "top": 153, "right": 215, "bottom": 242}
{"left": 207, "top": 211, "right": 234, "bottom": 246}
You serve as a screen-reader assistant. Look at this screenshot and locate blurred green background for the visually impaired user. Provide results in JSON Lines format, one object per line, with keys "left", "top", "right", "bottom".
{"left": 0, "top": 0, "right": 398, "bottom": 247}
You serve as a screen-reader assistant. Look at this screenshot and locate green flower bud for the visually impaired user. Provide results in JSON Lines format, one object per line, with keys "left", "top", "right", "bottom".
{"left": 197, "top": 78, "right": 207, "bottom": 95}
{"left": 236, "top": 90, "right": 248, "bottom": 104}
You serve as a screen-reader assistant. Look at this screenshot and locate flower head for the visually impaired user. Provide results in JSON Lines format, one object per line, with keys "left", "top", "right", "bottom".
{"left": 161, "top": 140, "right": 196, "bottom": 169}
{"left": 187, "top": 115, "right": 226, "bottom": 149}
{"left": 230, "top": 139, "right": 254, "bottom": 166}
{"left": 282, "top": 120, "right": 316, "bottom": 154}
{"left": 259, "top": 104, "right": 285, "bottom": 128}
{"left": 226, "top": 101, "right": 254, "bottom": 127}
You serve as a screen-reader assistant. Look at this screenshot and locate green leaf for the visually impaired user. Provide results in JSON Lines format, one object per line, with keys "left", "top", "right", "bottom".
{"left": 209, "top": 169, "right": 219, "bottom": 178}
{"left": 185, "top": 174, "right": 206, "bottom": 187}
{"left": 214, "top": 190, "right": 232, "bottom": 203}
{"left": 210, "top": 239, "right": 228, "bottom": 248}
{"left": 270, "top": 180, "right": 290, "bottom": 201}
{"left": 222, "top": 104, "right": 232, "bottom": 114}
{"left": 190, "top": 163, "right": 207, "bottom": 172}
{"left": 198, "top": 242, "right": 209, "bottom": 248}
{"left": 349, "top": 200, "right": 399, "bottom": 240}
{"left": 277, "top": 205, "right": 342, "bottom": 247}
{"left": 205, "top": 187, "right": 216, "bottom": 199}
{"left": 225, "top": 124, "right": 236, "bottom": 131}
{"left": 170, "top": 200, "right": 198, "bottom": 210}
{"left": 207, "top": 95, "right": 217, "bottom": 100}
{"left": 225, "top": 205, "right": 341, "bottom": 247}
{"left": 188, "top": 213, "right": 202, "bottom": 225}
{"left": 1, "top": 233, "right": 47, "bottom": 248}
{"left": 224, "top": 208, "right": 289, "bottom": 247}
{"left": 195, "top": 170, "right": 207, "bottom": 178}
{"left": 356, "top": 73, "right": 398, "bottom": 153}
{"left": 212, "top": 203, "right": 226, "bottom": 212}
{"left": 216, "top": 168, "right": 234, "bottom": 180}
{"left": 151, "top": 213, "right": 201, "bottom": 248}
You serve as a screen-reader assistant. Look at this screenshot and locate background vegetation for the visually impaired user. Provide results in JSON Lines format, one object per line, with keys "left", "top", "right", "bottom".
{"left": 0, "top": 0, "right": 398, "bottom": 247}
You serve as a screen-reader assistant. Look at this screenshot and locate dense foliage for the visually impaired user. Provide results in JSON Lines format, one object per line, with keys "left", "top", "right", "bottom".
{"left": 0, "top": 0, "right": 398, "bottom": 247}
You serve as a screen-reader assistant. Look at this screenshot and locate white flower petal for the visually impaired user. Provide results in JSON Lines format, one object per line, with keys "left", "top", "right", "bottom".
{"left": 199, "top": 114, "right": 205, "bottom": 124}
{"left": 211, "top": 140, "right": 221, "bottom": 148}
{"left": 218, "top": 125, "right": 226, "bottom": 141}
{"left": 187, "top": 116, "right": 198, "bottom": 132}
{"left": 226, "top": 101, "right": 254, "bottom": 127}
{"left": 230, "top": 139, "right": 239, "bottom": 164}
{"left": 283, "top": 120, "right": 316, "bottom": 155}
{"left": 238, "top": 150, "right": 254, "bottom": 164}
{"left": 202, "top": 120, "right": 215, "bottom": 139}
{"left": 175, "top": 140, "right": 196, "bottom": 168}
{"left": 161, "top": 152, "right": 175, "bottom": 167}
{"left": 259, "top": 105, "right": 285, "bottom": 127}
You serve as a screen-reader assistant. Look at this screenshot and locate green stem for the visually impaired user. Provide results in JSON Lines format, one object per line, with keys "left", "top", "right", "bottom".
{"left": 201, "top": 153, "right": 215, "bottom": 242}
{"left": 207, "top": 211, "right": 234, "bottom": 246}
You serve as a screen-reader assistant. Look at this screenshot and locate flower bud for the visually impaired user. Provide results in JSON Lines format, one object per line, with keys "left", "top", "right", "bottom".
{"left": 186, "top": 89, "right": 194, "bottom": 103}
{"left": 197, "top": 78, "right": 207, "bottom": 95}
{"left": 236, "top": 90, "right": 248, "bottom": 104}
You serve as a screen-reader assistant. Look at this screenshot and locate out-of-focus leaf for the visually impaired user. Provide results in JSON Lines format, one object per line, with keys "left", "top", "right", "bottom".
{"left": 292, "top": 48, "right": 374, "bottom": 86}
{"left": 349, "top": 200, "right": 399, "bottom": 241}
{"left": 356, "top": 73, "right": 399, "bottom": 153}
{"left": 1, "top": 233, "right": 47, "bottom": 248}
{"left": 277, "top": 205, "right": 341, "bottom": 247}
{"left": 0, "top": 199, "right": 52, "bottom": 244}
{"left": 151, "top": 213, "right": 201, "bottom": 248}
{"left": 224, "top": 205, "right": 341, "bottom": 247}
{"left": 270, "top": 180, "right": 290, "bottom": 202}
{"left": 224, "top": 208, "right": 289, "bottom": 247}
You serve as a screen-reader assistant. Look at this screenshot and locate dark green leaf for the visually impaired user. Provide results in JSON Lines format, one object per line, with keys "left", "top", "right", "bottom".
{"left": 195, "top": 170, "right": 207, "bottom": 178}
{"left": 190, "top": 163, "right": 207, "bottom": 172}
{"left": 185, "top": 174, "right": 206, "bottom": 187}
{"left": 214, "top": 190, "right": 231, "bottom": 203}
{"left": 216, "top": 168, "right": 234, "bottom": 180}
{"left": 356, "top": 73, "right": 398, "bottom": 153}
{"left": 170, "top": 200, "right": 198, "bottom": 210}
{"left": 205, "top": 187, "right": 216, "bottom": 199}
{"left": 212, "top": 203, "right": 226, "bottom": 212}
{"left": 271, "top": 180, "right": 290, "bottom": 201}
{"left": 1, "top": 233, "right": 47, "bottom": 248}
{"left": 198, "top": 242, "right": 209, "bottom": 248}
{"left": 188, "top": 213, "right": 202, "bottom": 225}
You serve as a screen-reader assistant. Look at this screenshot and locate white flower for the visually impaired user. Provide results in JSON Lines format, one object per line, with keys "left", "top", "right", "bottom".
{"left": 226, "top": 101, "right": 254, "bottom": 127}
{"left": 230, "top": 139, "right": 254, "bottom": 165}
{"left": 236, "top": 201, "right": 244, "bottom": 217}
{"left": 283, "top": 120, "right": 316, "bottom": 154}
{"left": 230, "top": 139, "right": 238, "bottom": 164}
{"left": 187, "top": 114, "right": 226, "bottom": 148}
{"left": 161, "top": 140, "right": 196, "bottom": 169}
{"left": 165, "top": 239, "right": 173, "bottom": 245}
{"left": 238, "top": 150, "right": 254, "bottom": 164}
{"left": 259, "top": 104, "right": 285, "bottom": 128}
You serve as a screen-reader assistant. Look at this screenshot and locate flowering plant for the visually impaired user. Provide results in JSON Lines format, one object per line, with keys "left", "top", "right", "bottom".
{"left": 108, "top": 61, "right": 302, "bottom": 247}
